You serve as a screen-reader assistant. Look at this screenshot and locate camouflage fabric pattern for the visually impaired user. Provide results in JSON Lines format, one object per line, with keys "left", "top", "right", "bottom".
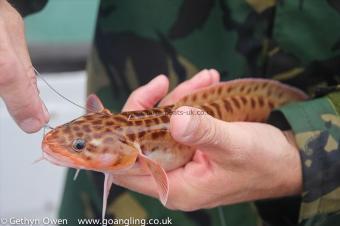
{"left": 22, "top": 0, "right": 340, "bottom": 225}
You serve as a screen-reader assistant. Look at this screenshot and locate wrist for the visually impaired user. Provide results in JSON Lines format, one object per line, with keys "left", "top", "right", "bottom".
{"left": 280, "top": 130, "right": 303, "bottom": 196}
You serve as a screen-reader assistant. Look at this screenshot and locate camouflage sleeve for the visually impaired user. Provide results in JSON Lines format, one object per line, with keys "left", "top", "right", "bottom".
{"left": 267, "top": 91, "right": 340, "bottom": 225}
{"left": 8, "top": 0, "right": 47, "bottom": 17}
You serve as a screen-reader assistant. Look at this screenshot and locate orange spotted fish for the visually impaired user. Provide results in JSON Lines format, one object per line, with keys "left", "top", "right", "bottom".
{"left": 41, "top": 79, "right": 307, "bottom": 219}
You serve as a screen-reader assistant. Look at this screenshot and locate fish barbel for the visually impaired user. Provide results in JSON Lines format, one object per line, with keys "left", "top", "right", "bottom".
{"left": 41, "top": 78, "right": 307, "bottom": 220}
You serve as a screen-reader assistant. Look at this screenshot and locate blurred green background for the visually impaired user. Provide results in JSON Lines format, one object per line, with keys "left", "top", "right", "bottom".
{"left": 25, "top": 0, "right": 99, "bottom": 44}
{"left": 23, "top": 0, "right": 100, "bottom": 72}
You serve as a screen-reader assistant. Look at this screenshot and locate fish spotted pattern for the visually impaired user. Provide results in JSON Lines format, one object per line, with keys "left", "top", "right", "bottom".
{"left": 41, "top": 78, "right": 307, "bottom": 220}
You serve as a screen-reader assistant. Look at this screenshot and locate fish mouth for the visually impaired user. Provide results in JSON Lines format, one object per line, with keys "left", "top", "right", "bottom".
{"left": 42, "top": 133, "right": 79, "bottom": 169}
{"left": 42, "top": 143, "right": 78, "bottom": 169}
{"left": 42, "top": 132, "right": 140, "bottom": 173}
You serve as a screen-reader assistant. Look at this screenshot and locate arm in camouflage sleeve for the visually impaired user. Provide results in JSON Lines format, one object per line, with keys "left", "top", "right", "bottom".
{"left": 268, "top": 91, "right": 340, "bottom": 224}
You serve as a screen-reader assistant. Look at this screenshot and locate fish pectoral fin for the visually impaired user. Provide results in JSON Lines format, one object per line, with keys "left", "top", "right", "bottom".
{"left": 102, "top": 173, "right": 114, "bottom": 221}
{"left": 138, "top": 152, "right": 169, "bottom": 206}
{"left": 86, "top": 94, "right": 112, "bottom": 114}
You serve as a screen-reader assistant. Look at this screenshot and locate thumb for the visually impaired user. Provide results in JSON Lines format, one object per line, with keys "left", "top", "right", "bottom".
{"left": 0, "top": 13, "right": 49, "bottom": 133}
{"left": 170, "top": 106, "right": 233, "bottom": 153}
{"left": 0, "top": 62, "right": 49, "bottom": 133}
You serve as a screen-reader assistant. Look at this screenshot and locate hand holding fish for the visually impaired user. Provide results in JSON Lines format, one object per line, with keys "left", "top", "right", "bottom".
{"left": 0, "top": 1, "right": 49, "bottom": 133}
{"left": 42, "top": 69, "right": 307, "bottom": 218}
{"left": 113, "top": 70, "right": 303, "bottom": 211}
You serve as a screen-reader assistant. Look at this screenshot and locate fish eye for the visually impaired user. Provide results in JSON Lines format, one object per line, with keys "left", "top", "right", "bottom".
{"left": 72, "top": 138, "right": 86, "bottom": 152}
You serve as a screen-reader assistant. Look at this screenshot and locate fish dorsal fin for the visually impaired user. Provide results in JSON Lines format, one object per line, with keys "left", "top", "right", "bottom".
{"left": 134, "top": 143, "right": 169, "bottom": 206}
{"left": 102, "top": 109, "right": 112, "bottom": 115}
{"left": 175, "top": 78, "right": 308, "bottom": 108}
{"left": 86, "top": 94, "right": 112, "bottom": 114}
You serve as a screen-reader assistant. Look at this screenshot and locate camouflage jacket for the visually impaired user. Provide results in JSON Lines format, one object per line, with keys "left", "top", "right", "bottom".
{"left": 20, "top": 0, "right": 340, "bottom": 226}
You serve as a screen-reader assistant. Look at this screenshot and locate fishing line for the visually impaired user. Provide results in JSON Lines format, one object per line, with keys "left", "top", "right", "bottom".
{"left": 42, "top": 124, "right": 54, "bottom": 138}
{"left": 34, "top": 67, "right": 110, "bottom": 115}
{"left": 33, "top": 124, "right": 54, "bottom": 164}
{"left": 42, "top": 125, "right": 46, "bottom": 142}
{"left": 34, "top": 67, "right": 103, "bottom": 114}
{"left": 43, "top": 124, "right": 46, "bottom": 136}
{"left": 33, "top": 123, "right": 46, "bottom": 165}
{"left": 44, "top": 124, "right": 54, "bottom": 130}
{"left": 34, "top": 67, "right": 90, "bottom": 112}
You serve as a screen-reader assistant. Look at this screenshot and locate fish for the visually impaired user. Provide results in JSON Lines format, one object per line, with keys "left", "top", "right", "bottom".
{"left": 41, "top": 78, "right": 307, "bottom": 220}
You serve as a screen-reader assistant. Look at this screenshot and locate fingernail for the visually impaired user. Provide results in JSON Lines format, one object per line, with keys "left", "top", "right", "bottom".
{"left": 209, "top": 69, "right": 220, "bottom": 83}
{"left": 151, "top": 74, "right": 165, "bottom": 82}
{"left": 147, "top": 75, "right": 165, "bottom": 87}
{"left": 191, "top": 69, "right": 208, "bottom": 80}
{"left": 19, "top": 118, "right": 41, "bottom": 133}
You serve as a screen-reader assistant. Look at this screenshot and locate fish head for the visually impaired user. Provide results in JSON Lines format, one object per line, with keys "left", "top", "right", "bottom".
{"left": 42, "top": 113, "right": 139, "bottom": 172}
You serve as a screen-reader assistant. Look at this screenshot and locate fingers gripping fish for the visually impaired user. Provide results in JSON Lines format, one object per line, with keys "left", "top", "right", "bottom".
{"left": 41, "top": 79, "right": 307, "bottom": 221}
